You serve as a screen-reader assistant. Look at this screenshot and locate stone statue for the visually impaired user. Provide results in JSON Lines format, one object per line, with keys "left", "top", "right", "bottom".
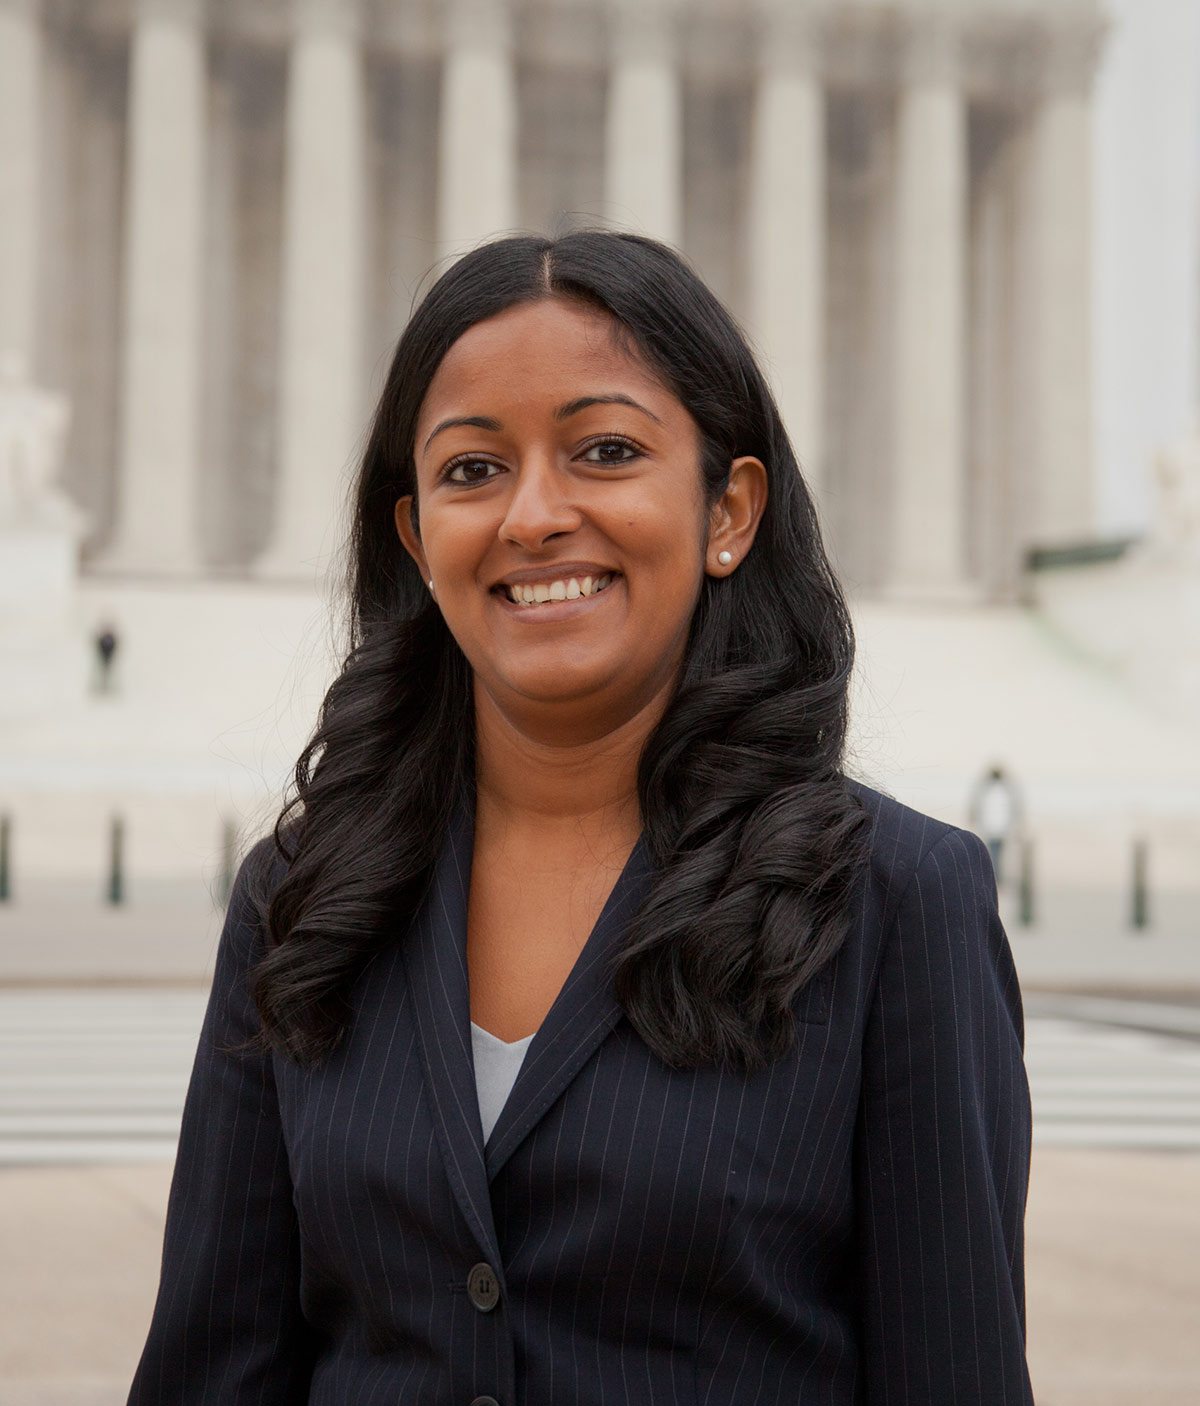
{"left": 0, "top": 352, "right": 82, "bottom": 534}
{"left": 1148, "top": 422, "right": 1200, "bottom": 568}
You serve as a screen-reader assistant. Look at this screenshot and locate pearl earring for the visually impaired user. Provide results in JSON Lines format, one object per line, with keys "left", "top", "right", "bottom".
{"left": 717, "top": 550, "right": 733, "bottom": 566}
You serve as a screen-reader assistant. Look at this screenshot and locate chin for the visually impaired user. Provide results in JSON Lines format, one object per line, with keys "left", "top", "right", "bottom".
{"left": 510, "top": 671, "right": 616, "bottom": 706}
{"left": 483, "top": 654, "right": 624, "bottom": 708}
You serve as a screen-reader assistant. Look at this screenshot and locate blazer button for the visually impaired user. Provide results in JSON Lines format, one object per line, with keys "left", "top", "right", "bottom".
{"left": 470, "top": 1397, "right": 501, "bottom": 1406}
{"left": 466, "top": 1262, "right": 500, "bottom": 1312}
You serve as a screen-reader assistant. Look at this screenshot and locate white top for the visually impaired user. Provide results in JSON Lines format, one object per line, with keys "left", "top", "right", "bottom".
{"left": 470, "top": 1021, "right": 536, "bottom": 1143}
{"left": 977, "top": 778, "right": 1018, "bottom": 838}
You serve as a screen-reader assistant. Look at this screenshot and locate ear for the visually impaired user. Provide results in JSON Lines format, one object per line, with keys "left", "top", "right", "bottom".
{"left": 394, "top": 496, "right": 432, "bottom": 588}
{"left": 705, "top": 456, "right": 768, "bottom": 576}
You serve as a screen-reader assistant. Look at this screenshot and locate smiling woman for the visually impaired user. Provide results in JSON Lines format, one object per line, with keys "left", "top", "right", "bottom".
{"left": 129, "top": 233, "right": 1034, "bottom": 1405}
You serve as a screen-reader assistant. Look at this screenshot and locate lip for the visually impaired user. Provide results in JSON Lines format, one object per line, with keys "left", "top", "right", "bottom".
{"left": 490, "top": 562, "right": 619, "bottom": 591}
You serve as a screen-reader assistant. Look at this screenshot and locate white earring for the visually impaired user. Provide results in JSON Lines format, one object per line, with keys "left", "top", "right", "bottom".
{"left": 717, "top": 550, "right": 733, "bottom": 567}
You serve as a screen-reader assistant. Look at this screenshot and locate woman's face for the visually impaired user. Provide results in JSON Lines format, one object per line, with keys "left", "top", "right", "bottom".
{"left": 396, "top": 297, "right": 763, "bottom": 731}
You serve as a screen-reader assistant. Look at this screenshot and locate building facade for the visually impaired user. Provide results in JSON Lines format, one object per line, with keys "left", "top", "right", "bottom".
{"left": 1, "top": 0, "right": 1106, "bottom": 599}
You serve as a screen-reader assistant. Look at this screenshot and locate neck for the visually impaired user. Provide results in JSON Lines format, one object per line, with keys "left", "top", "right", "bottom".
{"left": 472, "top": 680, "right": 675, "bottom": 842}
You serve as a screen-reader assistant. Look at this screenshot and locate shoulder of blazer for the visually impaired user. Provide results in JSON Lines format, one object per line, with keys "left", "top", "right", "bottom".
{"left": 223, "top": 833, "right": 290, "bottom": 967}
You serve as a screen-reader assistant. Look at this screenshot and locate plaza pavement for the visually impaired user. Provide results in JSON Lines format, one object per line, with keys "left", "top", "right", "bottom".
{"left": 1, "top": 1147, "right": 1197, "bottom": 1406}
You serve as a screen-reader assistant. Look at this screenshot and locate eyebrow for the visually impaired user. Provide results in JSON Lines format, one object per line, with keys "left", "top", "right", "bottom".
{"left": 554, "top": 394, "right": 663, "bottom": 424}
{"left": 422, "top": 415, "right": 502, "bottom": 453}
{"left": 422, "top": 395, "right": 662, "bottom": 453}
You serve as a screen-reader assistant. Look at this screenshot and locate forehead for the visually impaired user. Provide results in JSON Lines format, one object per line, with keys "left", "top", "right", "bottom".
{"left": 416, "top": 298, "right": 676, "bottom": 431}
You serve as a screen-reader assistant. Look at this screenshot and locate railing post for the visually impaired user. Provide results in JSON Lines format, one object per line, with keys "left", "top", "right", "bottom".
{"left": 107, "top": 814, "right": 125, "bottom": 906}
{"left": 1130, "top": 838, "right": 1149, "bottom": 932}
{"left": 0, "top": 815, "right": 10, "bottom": 902}
{"left": 217, "top": 818, "right": 238, "bottom": 908}
{"left": 1018, "top": 837, "right": 1035, "bottom": 928}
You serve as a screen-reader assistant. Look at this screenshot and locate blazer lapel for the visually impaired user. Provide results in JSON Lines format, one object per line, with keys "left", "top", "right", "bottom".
{"left": 401, "top": 796, "right": 501, "bottom": 1265}
{"left": 484, "top": 835, "right": 655, "bottom": 1182}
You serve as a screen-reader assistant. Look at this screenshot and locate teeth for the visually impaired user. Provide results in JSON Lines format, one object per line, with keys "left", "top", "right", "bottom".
{"left": 505, "top": 574, "right": 613, "bottom": 606}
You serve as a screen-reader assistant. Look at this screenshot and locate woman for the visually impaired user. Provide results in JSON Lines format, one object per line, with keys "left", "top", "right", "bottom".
{"left": 130, "top": 232, "right": 1033, "bottom": 1404}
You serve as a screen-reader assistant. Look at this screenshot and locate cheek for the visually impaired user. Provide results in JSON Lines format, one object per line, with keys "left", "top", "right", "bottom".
{"left": 422, "top": 518, "right": 486, "bottom": 588}
{"left": 623, "top": 502, "right": 708, "bottom": 588}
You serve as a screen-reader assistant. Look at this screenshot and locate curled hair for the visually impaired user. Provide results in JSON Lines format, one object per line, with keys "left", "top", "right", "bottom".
{"left": 253, "top": 231, "right": 870, "bottom": 1070}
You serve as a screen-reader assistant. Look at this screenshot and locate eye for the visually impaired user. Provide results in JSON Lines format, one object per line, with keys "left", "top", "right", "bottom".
{"left": 579, "top": 436, "right": 642, "bottom": 466}
{"left": 444, "top": 456, "right": 502, "bottom": 484}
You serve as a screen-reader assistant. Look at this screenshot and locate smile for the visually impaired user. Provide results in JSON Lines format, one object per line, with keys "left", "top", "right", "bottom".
{"left": 502, "top": 573, "right": 614, "bottom": 607}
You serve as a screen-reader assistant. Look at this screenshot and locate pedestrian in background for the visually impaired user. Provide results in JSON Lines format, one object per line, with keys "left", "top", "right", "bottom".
{"left": 971, "top": 762, "right": 1024, "bottom": 883}
{"left": 92, "top": 623, "right": 118, "bottom": 694}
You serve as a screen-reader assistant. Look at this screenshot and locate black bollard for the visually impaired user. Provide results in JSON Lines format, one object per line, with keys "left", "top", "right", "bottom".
{"left": 217, "top": 819, "right": 238, "bottom": 909}
{"left": 1018, "top": 838, "right": 1035, "bottom": 928}
{"left": 107, "top": 814, "right": 125, "bottom": 906}
{"left": 1130, "top": 838, "right": 1149, "bottom": 932}
{"left": 0, "top": 814, "right": 10, "bottom": 902}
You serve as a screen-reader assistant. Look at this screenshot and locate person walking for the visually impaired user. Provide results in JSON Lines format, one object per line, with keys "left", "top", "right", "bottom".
{"left": 970, "top": 762, "right": 1024, "bottom": 883}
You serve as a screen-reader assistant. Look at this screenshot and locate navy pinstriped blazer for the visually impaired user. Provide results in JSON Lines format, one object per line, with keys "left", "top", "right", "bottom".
{"left": 129, "top": 784, "right": 1033, "bottom": 1404}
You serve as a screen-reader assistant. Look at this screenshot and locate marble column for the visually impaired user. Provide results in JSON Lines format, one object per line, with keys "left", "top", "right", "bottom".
{"left": 103, "top": 0, "right": 206, "bottom": 574}
{"left": 605, "top": 0, "right": 682, "bottom": 246}
{"left": 437, "top": 0, "right": 517, "bottom": 251}
{"left": 257, "top": 0, "right": 366, "bottom": 581}
{"left": 888, "top": 8, "right": 969, "bottom": 598}
{"left": 747, "top": 0, "right": 826, "bottom": 489}
{"left": 0, "top": 0, "right": 42, "bottom": 379}
{"left": 1016, "top": 18, "right": 1103, "bottom": 547}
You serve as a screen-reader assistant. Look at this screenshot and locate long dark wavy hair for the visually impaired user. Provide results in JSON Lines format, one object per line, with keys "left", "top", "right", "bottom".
{"left": 252, "top": 230, "right": 871, "bottom": 1072}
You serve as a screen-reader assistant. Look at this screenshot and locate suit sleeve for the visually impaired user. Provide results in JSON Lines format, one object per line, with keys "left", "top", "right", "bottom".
{"left": 854, "top": 826, "right": 1034, "bottom": 1405}
{"left": 128, "top": 841, "right": 317, "bottom": 1404}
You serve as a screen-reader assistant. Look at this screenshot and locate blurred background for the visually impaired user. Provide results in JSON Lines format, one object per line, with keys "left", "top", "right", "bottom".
{"left": 1, "top": 0, "right": 1198, "bottom": 1402}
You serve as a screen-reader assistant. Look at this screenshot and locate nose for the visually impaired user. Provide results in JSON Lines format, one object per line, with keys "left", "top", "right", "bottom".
{"left": 498, "top": 456, "right": 581, "bottom": 551}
